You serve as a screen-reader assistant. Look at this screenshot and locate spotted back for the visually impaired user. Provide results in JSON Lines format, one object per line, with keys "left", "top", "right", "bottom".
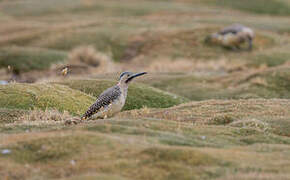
{"left": 81, "top": 85, "right": 122, "bottom": 119}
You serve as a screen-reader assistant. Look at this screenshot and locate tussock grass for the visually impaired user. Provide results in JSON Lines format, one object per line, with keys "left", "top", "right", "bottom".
{"left": 127, "top": 29, "right": 273, "bottom": 61}
{"left": 36, "top": 30, "right": 128, "bottom": 61}
{"left": 67, "top": 45, "right": 111, "bottom": 67}
{"left": 0, "top": 129, "right": 229, "bottom": 180}
{"left": 0, "top": 83, "right": 94, "bottom": 115}
{"left": 17, "top": 109, "right": 72, "bottom": 123}
{"left": 0, "top": 79, "right": 186, "bottom": 119}
{"left": 0, "top": 0, "right": 199, "bottom": 17}
{"left": 1, "top": 0, "right": 290, "bottom": 179}
{"left": 143, "top": 66, "right": 290, "bottom": 100}
{"left": 0, "top": 46, "right": 67, "bottom": 73}
{"left": 1, "top": 112, "right": 290, "bottom": 179}
{"left": 66, "top": 45, "right": 116, "bottom": 73}
{"left": 57, "top": 79, "right": 188, "bottom": 110}
{"left": 119, "top": 99, "right": 290, "bottom": 137}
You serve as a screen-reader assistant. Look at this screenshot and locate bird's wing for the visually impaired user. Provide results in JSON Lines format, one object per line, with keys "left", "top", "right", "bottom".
{"left": 219, "top": 24, "right": 244, "bottom": 35}
{"left": 81, "top": 85, "right": 121, "bottom": 119}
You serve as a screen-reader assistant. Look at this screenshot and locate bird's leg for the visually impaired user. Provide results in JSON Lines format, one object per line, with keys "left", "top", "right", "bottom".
{"left": 247, "top": 38, "right": 253, "bottom": 51}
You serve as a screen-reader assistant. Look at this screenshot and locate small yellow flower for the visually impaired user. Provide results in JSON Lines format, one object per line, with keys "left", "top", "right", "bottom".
{"left": 61, "top": 67, "right": 68, "bottom": 76}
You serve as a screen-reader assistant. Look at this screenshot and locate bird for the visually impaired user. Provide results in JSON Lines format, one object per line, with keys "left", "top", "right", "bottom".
{"left": 205, "top": 24, "right": 254, "bottom": 51}
{"left": 81, "top": 71, "right": 147, "bottom": 120}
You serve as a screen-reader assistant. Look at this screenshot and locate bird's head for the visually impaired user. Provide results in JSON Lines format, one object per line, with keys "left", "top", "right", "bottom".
{"left": 118, "top": 71, "right": 147, "bottom": 86}
{"left": 241, "top": 28, "right": 254, "bottom": 51}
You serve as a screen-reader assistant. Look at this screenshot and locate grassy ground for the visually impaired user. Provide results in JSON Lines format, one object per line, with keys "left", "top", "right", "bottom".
{"left": 0, "top": 99, "right": 289, "bottom": 179}
{"left": 205, "top": 0, "right": 290, "bottom": 16}
{"left": 0, "top": 0, "right": 290, "bottom": 179}
{"left": 56, "top": 79, "right": 187, "bottom": 110}
{"left": 139, "top": 65, "right": 290, "bottom": 100}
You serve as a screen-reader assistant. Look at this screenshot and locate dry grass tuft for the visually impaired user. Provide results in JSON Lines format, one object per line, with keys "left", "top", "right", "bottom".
{"left": 230, "top": 119, "right": 270, "bottom": 132}
{"left": 17, "top": 109, "right": 73, "bottom": 125}
{"left": 67, "top": 45, "right": 116, "bottom": 73}
{"left": 68, "top": 45, "right": 103, "bottom": 67}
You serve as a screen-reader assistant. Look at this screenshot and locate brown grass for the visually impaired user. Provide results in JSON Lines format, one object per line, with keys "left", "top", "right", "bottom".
{"left": 68, "top": 45, "right": 106, "bottom": 67}
{"left": 144, "top": 57, "right": 247, "bottom": 73}
{"left": 1, "top": 0, "right": 290, "bottom": 179}
{"left": 66, "top": 45, "right": 117, "bottom": 74}
{"left": 118, "top": 99, "right": 290, "bottom": 127}
{"left": 16, "top": 109, "right": 73, "bottom": 125}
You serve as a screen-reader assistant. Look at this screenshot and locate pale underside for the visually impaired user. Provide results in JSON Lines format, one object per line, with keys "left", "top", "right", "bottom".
{"left": 90, "top": 94, "right": 126, "bottom": 119}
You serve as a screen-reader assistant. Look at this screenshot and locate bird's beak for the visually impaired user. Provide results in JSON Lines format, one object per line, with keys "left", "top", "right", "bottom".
{"left": 125, "top": 72, "right": 147, "bottom": 83}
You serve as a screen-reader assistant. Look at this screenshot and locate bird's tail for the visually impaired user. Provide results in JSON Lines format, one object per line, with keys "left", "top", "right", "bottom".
{"left": 81, "top": 107, "right": 95, "bottom": 120}
{"left": 80, "top": 113, "right": 89, "bottom": 120}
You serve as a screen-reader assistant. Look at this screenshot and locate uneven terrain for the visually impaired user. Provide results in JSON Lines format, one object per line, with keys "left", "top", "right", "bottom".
{"left": 0, "top": 0, "right": 290, "bottom": 179}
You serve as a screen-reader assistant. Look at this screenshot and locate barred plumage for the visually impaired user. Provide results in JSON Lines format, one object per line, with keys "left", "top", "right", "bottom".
{"left": 81, "top": 71, "right": 147, "bottom": 120}
{"left": 81, "top": 85, "right": 121, "bottom": 120}
{"left": 206, "top": 24, "right": 254, "bottom": 51}
{"left": 219, "top": 24, "right": 245, "bottom": 35}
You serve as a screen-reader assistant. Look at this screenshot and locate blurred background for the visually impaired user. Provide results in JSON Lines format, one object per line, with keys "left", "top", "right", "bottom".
{"left": 0, "top": 0, "right": 289, "bottom": 87}
{"left": 0, "top": 0, "right": 290, "bottom": 179}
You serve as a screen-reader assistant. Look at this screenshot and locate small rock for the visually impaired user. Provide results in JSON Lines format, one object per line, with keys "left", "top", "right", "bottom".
{"left": 65, "top": 118, "right": 81, "bottom": 125}
{"left": 201, "top": 136, "right": 206, "bottom": 140}
{"left": 1, "top": 149, "right": 11, "bottom": 154}
{"left": 65, "top": 119, "right": 76, "bottom": 125}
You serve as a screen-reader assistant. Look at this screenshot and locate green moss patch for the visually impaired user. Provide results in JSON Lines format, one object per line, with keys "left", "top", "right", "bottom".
{"left": 0, "top": 83, "right": 94, "bottom": 115}
{"left": 142, "top": 147, "right": 216, "bottom": 164}
{"left": 268, "top": 119, "right": 290, "bottom": 137}
{"left": 120, "top": 99, "right": 290, "bottom": 138}
{"left": 249, "top": 52, "right": 290, "bottom": 67}
{"left": 0, "top": 46, "right": 66, "bottom": 73}
{"left": 36, "top": 30, "right": 128, "bottom": 61}
{"left": 87, "top": 117, "right": 290, "bottom": 148}
{"left": 131, "top": 29, "right": 274, "bottom": 60}
{"left": 143, "top": 67, "right": 290, "bottom": 100}
{"left": 57, "top": 79, "right": 187, "bottom": 111}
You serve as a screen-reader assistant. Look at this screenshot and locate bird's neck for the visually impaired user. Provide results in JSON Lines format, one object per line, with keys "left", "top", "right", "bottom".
{"left": 117, "top": 82, "right": 129, "bottom": 91}
{"left": 117, "top": 82, "right": 128, "bottom": 100}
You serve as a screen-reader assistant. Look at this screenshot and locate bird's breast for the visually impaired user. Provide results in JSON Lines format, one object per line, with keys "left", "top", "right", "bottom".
{"left": 108, "top": 94, "right": 126, "bottom": 114}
